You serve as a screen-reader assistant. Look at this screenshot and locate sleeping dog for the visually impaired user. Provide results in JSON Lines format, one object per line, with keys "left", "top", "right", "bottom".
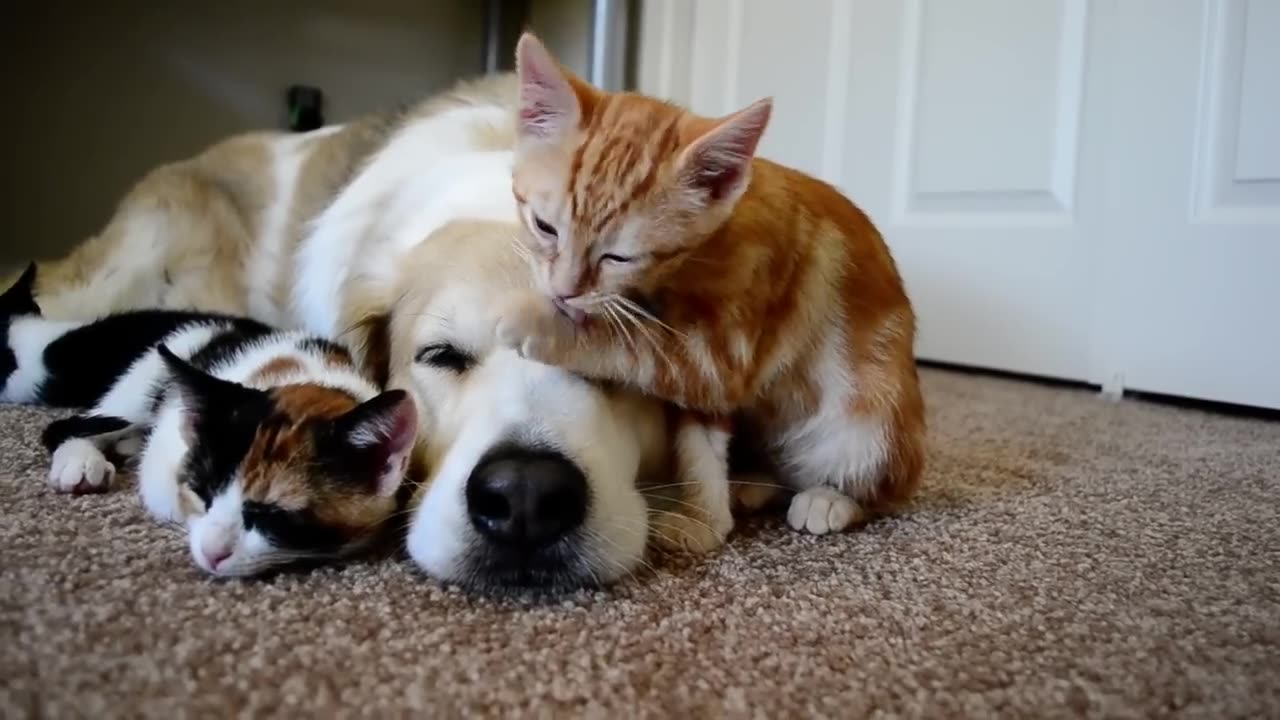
{"left": 372, "top": 219, "right": 728, "bottom": 592}
{"left": 17, "top": 72, "right": 730, "bottom": 593}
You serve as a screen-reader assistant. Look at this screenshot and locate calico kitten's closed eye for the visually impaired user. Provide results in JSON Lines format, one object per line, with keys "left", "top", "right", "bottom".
{"left": 242, "top": 500, "right": 344, "bottom": 552}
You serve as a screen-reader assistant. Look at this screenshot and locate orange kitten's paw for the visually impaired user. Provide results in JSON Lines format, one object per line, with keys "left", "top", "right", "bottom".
{"left": 650, "top": 509, "right": 731, "bottom": 555}
{"left": 48, "top": 439, "right": 116, "bottom": 494}
{"left": 495, "top": 294, "right": 570, "bottom": 363}
{"left": 786, "top": 486, "right": 866, "bottom": 534}
{"left": 731, "top": 474, "right": 786, "bottom": 513}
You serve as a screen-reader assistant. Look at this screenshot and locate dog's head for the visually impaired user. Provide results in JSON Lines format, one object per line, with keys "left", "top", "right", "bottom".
{"left": 373, "top": 220, "right": 675, "bottom": 593}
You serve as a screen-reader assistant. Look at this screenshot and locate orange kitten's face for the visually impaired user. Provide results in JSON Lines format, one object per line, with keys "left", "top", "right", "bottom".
{"left": 511, "top": 35, "right": 771, "bottom": 324}
{"left": 512, "top": 103, "right": 690, "bottom": 322}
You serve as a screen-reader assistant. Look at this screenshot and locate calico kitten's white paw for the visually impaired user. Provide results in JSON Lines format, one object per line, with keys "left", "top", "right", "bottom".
{"left": 786, "top": 486, "right": 864, "bottom": 534}
{"left": 650, "top": 508, "right": 731, "bottom": 555}
{"left": 48, "top": 439, "right": 115, "bottom": 494}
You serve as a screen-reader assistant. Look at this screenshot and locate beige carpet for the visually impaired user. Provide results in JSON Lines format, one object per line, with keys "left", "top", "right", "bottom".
{"left": 2, "top": 368, "right": 1277, "bottom": 718}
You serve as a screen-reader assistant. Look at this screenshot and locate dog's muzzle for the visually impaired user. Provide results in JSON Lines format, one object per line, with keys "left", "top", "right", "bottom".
{"left": 466, "top": 443, "right": 588, "bottom": 548}
{"left": 462, "top": 442, "right": 597, "bottom": 589}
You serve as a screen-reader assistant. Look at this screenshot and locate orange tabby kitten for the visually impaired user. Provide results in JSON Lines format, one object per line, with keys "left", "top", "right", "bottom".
{"left": 496, "top": 34, "right": 925, "bottom": 540}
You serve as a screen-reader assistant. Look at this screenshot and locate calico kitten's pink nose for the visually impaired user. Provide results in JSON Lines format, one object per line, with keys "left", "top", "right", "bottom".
{"left": 202, "top": 544, "right": 233, "bottom": 569}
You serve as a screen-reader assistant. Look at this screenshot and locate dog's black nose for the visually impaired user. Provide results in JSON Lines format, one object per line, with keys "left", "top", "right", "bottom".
{"left": 466, "top": 446, "right": 589, "bottom": 547}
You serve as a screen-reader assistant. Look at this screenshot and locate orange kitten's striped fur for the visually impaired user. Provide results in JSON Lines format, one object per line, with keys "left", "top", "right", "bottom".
{"left": 495, "top": 34, "right": 925, "bottom": 539}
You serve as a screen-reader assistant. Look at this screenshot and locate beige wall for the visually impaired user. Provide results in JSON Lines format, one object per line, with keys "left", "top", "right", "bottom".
{"left": 0, "top": 1, "right": 484, "bottom": 266}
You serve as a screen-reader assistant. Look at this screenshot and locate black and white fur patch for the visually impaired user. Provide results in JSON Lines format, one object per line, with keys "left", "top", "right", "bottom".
{"left": 0, "top": 264, "right": 272, "bottom": 407}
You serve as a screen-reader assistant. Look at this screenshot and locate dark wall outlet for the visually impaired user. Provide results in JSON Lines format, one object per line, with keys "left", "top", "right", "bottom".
{"left": 286, "top": 84, "right": 324, "bottom": 132}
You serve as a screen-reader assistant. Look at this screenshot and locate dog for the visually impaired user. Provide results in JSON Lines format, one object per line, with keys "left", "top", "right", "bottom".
{"left": 372, "top": 220, "right": 730, "bottom": 592}
{"left": 18, "top": 71, "right": 730, "bottom": 592}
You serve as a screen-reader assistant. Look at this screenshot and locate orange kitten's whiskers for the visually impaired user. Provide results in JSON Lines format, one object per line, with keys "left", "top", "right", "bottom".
{"left": 609, "top": 299, "right": 678, "bottom": 376}
{"left": 642, "top": 478, "right": 780, "bottom": 492}
{"left": 613, "top": 295, "right": 686, "bottom": 340}
{"left": 641, "top": 492, "right": 724, "bottom": 518}
{"left": 587, "top": 524, "right": 658, "bottom": 579}
{"left": 601, "top": 303, "right": 637, "bottom": 353}
{"left": 507, "top": 234, "right": 534, "bottom": 266}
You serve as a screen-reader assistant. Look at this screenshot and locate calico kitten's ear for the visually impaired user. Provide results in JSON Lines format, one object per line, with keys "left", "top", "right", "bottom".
{"left": 157, "top": 345, "right": 266, "bottom": 443}
{"left": 0, "top": 262, "right": 41, "bottom": 317}
{"left": 515, "top": 32, "right": 594, "bottom": 141}
{"left": 678, "top": 98, "right": 774, "bottom": 202}
{"left": 336, "top": 389, "right": 418, "bottom": 497}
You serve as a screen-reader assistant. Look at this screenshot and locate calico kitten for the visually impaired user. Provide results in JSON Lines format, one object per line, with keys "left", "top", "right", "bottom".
{"left": 1, "top": 266, "right": 417, "bottom": 577}
{"left": 494, "top": 34, "right": 926, "bottom": 541}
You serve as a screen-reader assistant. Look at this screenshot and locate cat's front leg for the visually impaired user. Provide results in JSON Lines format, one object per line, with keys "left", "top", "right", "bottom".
{"left": 493, "top": 291, "right": 576, "bottom": 364}
{"left": 493, "top": 291, "right": 639, "bottom": 381}
{"left": 493, "top": 291, "right": 739, "bottom": 414}
{"left": 493, "top": 291, "right": 665, "bottom": 388}
{"left": 41, "top": 415, "right": 133, "bottom": 494}
{"left": 649, "top": 414, "right": 734, "bottom": 555}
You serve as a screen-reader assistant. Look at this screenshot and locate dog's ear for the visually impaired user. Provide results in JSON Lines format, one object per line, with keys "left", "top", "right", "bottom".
{"left": 343, "top": 312, "right": 392, "bottom": 389}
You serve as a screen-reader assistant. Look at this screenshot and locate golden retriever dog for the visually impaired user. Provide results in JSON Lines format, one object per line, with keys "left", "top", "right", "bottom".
{"left": 16, "top": 71, "right": 730, "bottom": 593}
{"left": 368, "top": 220, "right": 729, "bottom": 592}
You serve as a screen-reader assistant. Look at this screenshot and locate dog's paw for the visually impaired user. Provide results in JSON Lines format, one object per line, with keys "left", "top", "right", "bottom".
{"left": 48, "top": 439, "right": 116, "bottom": 495}
{"left": 494, "top": 293, "right": 566, "bottom": 363}
{"left": 786, "top": 486, "right": 865, "bottom": 534}
{"left": 650, "top": 509, "right": 731, "bottom": 555}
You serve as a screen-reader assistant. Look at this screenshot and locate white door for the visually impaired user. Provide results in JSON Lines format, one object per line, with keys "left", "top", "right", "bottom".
{"left": 1092, "top": 0, "right": 1280, "bottom": 410}
{"left": 640, "top": 0, "right": 1107, "bottom": 382}
{"left": 637, "top": 0, "right": 1280, "bottom": 410}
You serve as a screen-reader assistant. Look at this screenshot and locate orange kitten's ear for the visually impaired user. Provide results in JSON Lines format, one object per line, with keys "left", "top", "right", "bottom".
{"left": 338, "top": 389, "right": 418, "bottom": 498}
{"left": 515, "top": 32, "right": 593, "bottom": 141}
{"left": 678, "top": 98, "right": 773, "bottom": 201}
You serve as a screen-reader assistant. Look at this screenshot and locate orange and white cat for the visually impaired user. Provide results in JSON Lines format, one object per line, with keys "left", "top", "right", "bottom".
{"left": 495, "top": 34, "right": 926, "bottom": 538}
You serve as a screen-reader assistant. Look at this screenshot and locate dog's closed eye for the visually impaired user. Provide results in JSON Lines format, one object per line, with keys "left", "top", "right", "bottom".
{"left": 415, "top": 343, "right": 475, "bottom": 373}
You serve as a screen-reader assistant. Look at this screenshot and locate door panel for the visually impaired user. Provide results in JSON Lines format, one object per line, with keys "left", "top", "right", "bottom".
{"left": 1094, "top": 0, "right": 1280, "bottom": 409}
{"left": 876, "top": 0, "right": 1099, "bottom": 382}
{"left": 636, "top": 0, "right": 1280, "bottom": 409}
{"left": 642, "top": 0, "right": 1102, "bottom": 381}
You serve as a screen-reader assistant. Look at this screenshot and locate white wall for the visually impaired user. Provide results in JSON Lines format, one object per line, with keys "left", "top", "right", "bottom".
{"left": 0, "top": 0, "right": 484, "bottom": 265}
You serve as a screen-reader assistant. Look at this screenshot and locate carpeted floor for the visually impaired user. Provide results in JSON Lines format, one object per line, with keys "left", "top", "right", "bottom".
{"left": 2, "top": 368, "right": 1277, "bottom": 718}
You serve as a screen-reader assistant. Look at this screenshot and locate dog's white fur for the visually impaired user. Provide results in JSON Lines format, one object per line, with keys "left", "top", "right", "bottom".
{"left": 293, "top": 110, "right": 519, "bottom": 337}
